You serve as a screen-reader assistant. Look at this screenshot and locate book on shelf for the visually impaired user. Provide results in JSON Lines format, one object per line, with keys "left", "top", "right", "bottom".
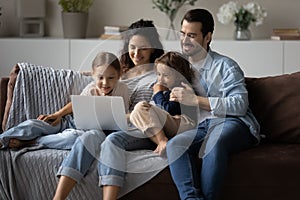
{"left": 101, "top": 25, "right": 128, "bottom": 40}
{"left": 100, "top": 34, "right": 122, "bottom": 40}
{"left": 104, "top": 25, "right": 128, "bottom": 33}
{"left": 103, "top": 31, "right": 124, "bottom": 35}
{"left": 271, "top": 28, "right": 300, "bottom": 40}
{"left": 270, "top": 35, "right": 300, "bottom": 40}
{"left": 272, "top": 28, "right": 299, "bottom": 35}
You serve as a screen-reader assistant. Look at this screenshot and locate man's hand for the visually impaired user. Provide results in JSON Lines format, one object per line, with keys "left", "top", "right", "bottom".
{"left": 170, "top": 82, "right": 198, "bottom": 106}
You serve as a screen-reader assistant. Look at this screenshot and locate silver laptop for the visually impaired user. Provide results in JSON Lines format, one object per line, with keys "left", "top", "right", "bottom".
{"left": 71, "top": 95, "right": 131, "bottom": 131}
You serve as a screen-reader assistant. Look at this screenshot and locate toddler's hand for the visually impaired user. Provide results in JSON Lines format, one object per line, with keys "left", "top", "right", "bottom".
{"left": 153, "top": 83, "right": 168, "bottom": 93}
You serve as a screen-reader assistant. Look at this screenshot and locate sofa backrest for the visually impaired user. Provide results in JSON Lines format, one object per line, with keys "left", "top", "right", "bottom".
{"left": 246, "top": 71, "right": 300, "bottom": 144}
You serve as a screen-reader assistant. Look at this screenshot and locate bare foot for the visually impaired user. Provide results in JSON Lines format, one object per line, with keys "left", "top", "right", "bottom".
{"left": 154, "top": 140, "right": 168, "bottom": 155}
{"left": 8, "top": 139, "right": 36, "bottom": 149}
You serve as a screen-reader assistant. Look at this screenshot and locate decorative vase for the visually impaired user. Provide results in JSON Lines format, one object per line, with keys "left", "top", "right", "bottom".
{"left": 165, "top": 11, "right": 178, "bottom": 40}
{"left": 61, "top": 12, "right": 88, "bottom": 38}
{"left": 234, "top": 25, "right": 251, "bottom": 40}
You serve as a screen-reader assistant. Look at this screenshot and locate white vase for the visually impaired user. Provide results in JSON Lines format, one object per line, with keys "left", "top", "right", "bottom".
{"left": 235, "top": 26, "right": 251, "bottom": 40}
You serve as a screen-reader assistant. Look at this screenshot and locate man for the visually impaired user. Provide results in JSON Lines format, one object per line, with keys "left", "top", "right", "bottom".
{"left": 166, "top": 9, "right": 260, "bottom": 200}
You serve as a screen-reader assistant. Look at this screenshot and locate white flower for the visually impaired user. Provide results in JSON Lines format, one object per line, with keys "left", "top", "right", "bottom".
{"left": 217, "top": 1, "right": 239, "bottom": 25}
{"left": 217, "top": 1, "right": 267, "bottom": 28}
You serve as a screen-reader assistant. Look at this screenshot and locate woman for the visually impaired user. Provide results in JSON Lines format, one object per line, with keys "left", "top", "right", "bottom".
{"left": 52, "top": 19, "right": 164, "bottom": 200}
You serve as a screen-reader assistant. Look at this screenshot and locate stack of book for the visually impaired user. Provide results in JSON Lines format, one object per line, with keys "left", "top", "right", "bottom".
{"left": 270, "top": 28, "right": 300, "bottom": 40}
{"left": 100, "top": 25, "right": 128, "bottom": 40}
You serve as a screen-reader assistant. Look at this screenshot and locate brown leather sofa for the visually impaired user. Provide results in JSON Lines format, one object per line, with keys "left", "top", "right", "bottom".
{"left": 1, "top": 65, "right": 300, "bottom": 200}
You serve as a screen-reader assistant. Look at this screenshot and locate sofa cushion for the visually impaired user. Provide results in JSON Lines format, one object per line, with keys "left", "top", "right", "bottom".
{"left": 0, "top": 77, "right": 9, "bottom": 133}
{"left": 2, "top": 65, "right": 19, "bottom": 132}
{"left": 246, "top": 71, "right": 300, "bottom": 143}
{"left": 220, "top": 143, "right": 300, "bottom": 200}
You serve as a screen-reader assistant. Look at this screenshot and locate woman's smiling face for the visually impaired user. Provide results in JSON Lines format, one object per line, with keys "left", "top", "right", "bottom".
{"left": 128, "top": 35, "right": 154, "bottom": 66}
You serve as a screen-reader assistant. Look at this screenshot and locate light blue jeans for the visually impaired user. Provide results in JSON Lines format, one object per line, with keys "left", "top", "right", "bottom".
{"left": 0, "top": 115, "right": 78, "bottom": 149}
{"left": 166, "top": 117, "right": 257, "bottom": 200}
{"left": 99, "top": 129, "right": 155, "bottom": 187}
{"left": 56, "top": 129, "right": 107, "bottom": 183}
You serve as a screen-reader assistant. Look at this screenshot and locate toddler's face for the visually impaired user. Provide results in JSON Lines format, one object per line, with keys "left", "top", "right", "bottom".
{"left": 156, "top": 63, "right": 177, "bottom": 90}
{"left": 93, "top": 65, "right": 120, "bottom": 95}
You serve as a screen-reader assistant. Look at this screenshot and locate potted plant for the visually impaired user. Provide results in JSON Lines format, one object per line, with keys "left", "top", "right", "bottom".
{"left": 59, "top": 0, "right": 94, "bottom": 38}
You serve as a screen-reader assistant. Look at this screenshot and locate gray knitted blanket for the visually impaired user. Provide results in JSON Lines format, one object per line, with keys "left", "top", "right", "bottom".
{"left": 0, "top": 63, "right": 168, "bottom": 200}
{"left": 5, "top": 62, "right": 93, "bottom": 130}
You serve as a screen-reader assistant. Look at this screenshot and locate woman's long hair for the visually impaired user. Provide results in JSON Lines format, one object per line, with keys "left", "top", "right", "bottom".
{"left": 120, "top": 19, "right": 164, "bottom": 70}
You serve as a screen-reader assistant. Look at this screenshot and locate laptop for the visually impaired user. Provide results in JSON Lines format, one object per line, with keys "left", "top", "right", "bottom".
{"left": 71, "top": 95, "right": 133, "bottom": 131}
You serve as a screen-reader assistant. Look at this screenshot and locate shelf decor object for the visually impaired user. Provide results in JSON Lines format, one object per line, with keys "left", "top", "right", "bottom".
{"left": 0, "top": 6, "right": 2, "bottom": 28}
{"left": 152, "top": 0, "right": 197, "bottom": 40}
{"left": 59, "top": 0, "right": 94, "bottom": 38}
{"left": 217, "top": 1, "right": 267, "bottom": 40}
{"left": 16, "top": 0, "right": 46, "bottom": 37}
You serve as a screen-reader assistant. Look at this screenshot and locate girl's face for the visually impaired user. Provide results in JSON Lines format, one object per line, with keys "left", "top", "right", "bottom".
{"left": 128, "top": 35, "right": 154, "bottom": 66}
{"left": 93, "top": 65, "right": 120, "bottom": 95}
{"left": 156, "top": 63, "right": 177, "bottom": 90}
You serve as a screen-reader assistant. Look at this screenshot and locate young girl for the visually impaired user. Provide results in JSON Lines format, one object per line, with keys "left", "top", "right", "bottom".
{"left": 0, "top": 51, "right": 129, "bottom": 149}
{"left": 130, "top": 51, "right": 198, "bottom": 155}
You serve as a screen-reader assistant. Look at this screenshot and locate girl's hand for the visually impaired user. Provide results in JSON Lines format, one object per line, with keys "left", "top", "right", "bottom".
{"left": 37, "top": 113, "right": 62, "bottom": 126}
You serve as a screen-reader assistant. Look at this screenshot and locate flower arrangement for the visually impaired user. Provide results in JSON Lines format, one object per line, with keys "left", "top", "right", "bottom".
{"left": 217, "top": 1, "right": 267, "bottom": 31}
{"left": 152, "top": 0, "right": 198, "bottom": 27}
{"left": 152, "top": 0, "right": 198, "bottom": 39}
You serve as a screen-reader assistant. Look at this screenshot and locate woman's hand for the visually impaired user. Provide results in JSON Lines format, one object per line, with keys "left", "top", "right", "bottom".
{"left": 37, "top": 113, "right": 62, "bottom": 126}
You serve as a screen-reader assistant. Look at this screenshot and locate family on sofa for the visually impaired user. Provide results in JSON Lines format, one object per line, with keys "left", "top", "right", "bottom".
{"left": 1, "top": 8, "right": 287, "bottom": 200}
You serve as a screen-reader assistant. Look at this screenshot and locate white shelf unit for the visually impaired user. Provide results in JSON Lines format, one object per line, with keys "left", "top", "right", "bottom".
{"left": 283, "top": 41, "right": 300, "bottom": 74}
{"left": 0, "top": 38, "right": 69, "bottom": 78}
{"left": 1, "top": 38, "right": 300, "bottom": 78}
{"left": 211, "top": 40, "right": 284, "bottom": 77}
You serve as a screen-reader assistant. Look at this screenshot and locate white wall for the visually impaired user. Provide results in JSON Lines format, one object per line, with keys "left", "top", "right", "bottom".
{"left": 0, "top": 0, "right": 300, "bottom": 39}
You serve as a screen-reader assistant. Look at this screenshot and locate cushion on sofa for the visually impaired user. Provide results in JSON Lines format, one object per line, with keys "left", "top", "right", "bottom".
{"left": 220, "top": 143, "right": 300, "bottom": 200}
{"left": 246, "top": 71, "right": 300, "bottom": 143}
{"left": 0, "top": 77, "right": 9, "bottom": 133}
{"left": 4, "top": 63, "right": 95, "bottom": 131}
{"left": 2, "top": 65, "right": 19, "bottom": 132}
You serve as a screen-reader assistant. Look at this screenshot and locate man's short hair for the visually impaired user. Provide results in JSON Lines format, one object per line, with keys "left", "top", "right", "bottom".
{"left": 181, "top": 9, "right": 214, "bottom": 37}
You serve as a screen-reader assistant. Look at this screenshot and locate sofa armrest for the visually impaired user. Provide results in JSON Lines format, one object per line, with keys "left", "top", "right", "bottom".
{"left": 0, "top": 77, "right": 9, "bottom": 133}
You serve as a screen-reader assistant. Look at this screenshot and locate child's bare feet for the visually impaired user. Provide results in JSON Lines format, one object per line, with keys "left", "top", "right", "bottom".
{"left": 8, "top": 139, "right": 36, "bottom": 149}
{"left": 154, "top": 140, "right": 168, "bottom": 155}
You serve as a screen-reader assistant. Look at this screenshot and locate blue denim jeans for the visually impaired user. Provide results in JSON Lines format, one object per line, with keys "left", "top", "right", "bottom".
{"left": 0, "top": 116, "right": 78, "bottom": 149}
{"left": 57, "top": 129, "right": 107, "bottom": 182}
{"left": 166, "top": 117, "right": 257, "bottom": 200}
{"left": 99, "top": 129, "right": 155, "bottom": 187}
